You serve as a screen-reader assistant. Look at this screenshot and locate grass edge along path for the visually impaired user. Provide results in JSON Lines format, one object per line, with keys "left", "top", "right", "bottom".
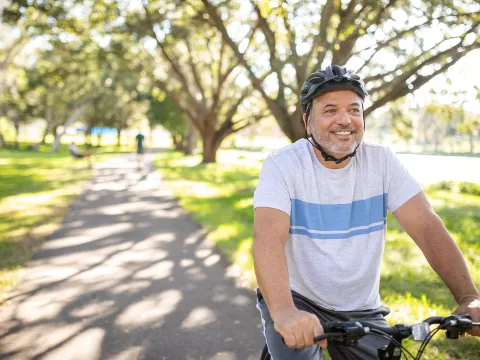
{"left": 155, "top": 149, "right": 480, "bottom": 360}
{"left": 0, "top": 148, "right": 119, "bottom": 303}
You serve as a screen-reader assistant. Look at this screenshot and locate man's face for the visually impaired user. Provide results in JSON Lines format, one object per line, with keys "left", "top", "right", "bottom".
{"left": 307, "top": 90, "right": 364, "bottom": 156}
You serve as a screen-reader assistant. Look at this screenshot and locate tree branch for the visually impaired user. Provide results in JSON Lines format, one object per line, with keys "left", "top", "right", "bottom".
{"left": 200, "top": 0, "right": 287, "bottom": 123}
{"left": 185, "top": 36, "right": 206, "bottom": 105}
{"left": 143, "top": 3, "right": 201, "bottom": 113}
{"left": 366, "top": 42, "right": 478, "bottom": 116}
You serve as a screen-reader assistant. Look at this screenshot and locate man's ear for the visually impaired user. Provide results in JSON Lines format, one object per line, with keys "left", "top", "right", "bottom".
{"left": 303, "top": 113, "right": 311, "bottom": 136}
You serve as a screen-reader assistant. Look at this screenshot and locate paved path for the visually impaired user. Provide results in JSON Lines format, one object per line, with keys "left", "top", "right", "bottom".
{"left": 0, "top": 151, "right": 264, "bottom": 360}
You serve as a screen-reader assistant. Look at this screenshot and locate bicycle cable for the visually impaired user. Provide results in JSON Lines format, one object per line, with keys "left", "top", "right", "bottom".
{"left": 369, "top": 329, "right": 415, "bottom": 360}
{"left": 415, "top": 327, "right": 440, "bottom": 360}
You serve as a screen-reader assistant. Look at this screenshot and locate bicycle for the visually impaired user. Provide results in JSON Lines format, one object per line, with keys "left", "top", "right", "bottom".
{"left": 260, "top": 314, "right": 479, "bottom": 360}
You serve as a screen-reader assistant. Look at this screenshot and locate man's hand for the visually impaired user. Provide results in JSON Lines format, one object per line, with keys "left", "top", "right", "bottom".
{"left": 454, "top": 297, "right": 480, "bottom": 337}
{"left": 271, "top": 307, "right": 327, "bottom": 349}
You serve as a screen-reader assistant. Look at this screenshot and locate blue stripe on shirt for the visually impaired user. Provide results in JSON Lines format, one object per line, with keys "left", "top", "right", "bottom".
{"left": 289, "top": 194, "right": 387, "bottom": 239}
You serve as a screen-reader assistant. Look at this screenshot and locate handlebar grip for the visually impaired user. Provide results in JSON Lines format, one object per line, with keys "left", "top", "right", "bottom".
{"left": 314, "top": 334, "right": 328, "bottom": 342}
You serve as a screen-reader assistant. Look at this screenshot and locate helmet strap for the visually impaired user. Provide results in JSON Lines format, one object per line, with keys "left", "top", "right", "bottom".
{"left": 306, "top": 131, "right": 360, "bottom": 164}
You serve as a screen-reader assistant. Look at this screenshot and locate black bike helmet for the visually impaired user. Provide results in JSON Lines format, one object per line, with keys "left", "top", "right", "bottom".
{"left": 300, "top": 65, "right": 368, "bottom": 164}
{"left": 300, "top": 65, "right": 367, "bottom": 115}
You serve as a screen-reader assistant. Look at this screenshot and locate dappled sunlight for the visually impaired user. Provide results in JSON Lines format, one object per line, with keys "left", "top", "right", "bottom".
{"left": 94, "top": 201, "right": 158, "bottom": 215}
{"left": 17, "top": 295, "right": 65, "bottom": 322}
{"left": 195, "top": 248, "right": 213, "bottom": 259}
{"left": 72, "top": 222, "right": 133, "bottom": 239}
{"left": 209, "top": 224, "right": 241, "bottom": 244}
{"left": 109, "top": 346, "right": 143, "bottom": 360}
{"left": 106, "top": 248, "right": 168, "bottom": 267}
{"left": 231, "top": 294, "right": 252, "bottom": 307}
{"left": 70, "top": 299, "right": 117, "bottom": 319}
{"left": 151, "top": 207, "right": 187, "bottom": 218}
{"left": 74, "top": 265, "right": 131, "bottom": 282}
{"left": 1, "top": 152, "right": 265, "bottom": 360}
{"left": 185, "top": 266, "right": 208, "bottom": 281}
{"left": 134, "top": 260, "right": 174, "bottom": 280}
{"left": 179, "top": 258, "right": 195, "bottom": 267}
{"left": 234, "top": 197, "right": 253, "bottom": 210}
{"left": 42, "top": 235, "right": 97, "bottom": 250}
{"left": 23, "top": 265, "right": 78, "bottom": 285}
{"left": 204, "top": 253, "right": 221, "bottom": 267}
{"left": 184, "top": 228, "right": 208, "bottom": 245}
{"left": 45, "top": 327, "right": 106, "bottom": 360}
{"left": 110, "top": 280, "right": 151, "bottom": 295}
{"left": 172, "top": 180, "right": 222, "bottom": 197}
{"left": 0, "top": 322, "right": 85, "bottom": 357}
{"left": 181, "top": 306, "right": 217, "bottom": 329}
{"left": 140, "top": 232, "right": 176, "bottom": 245}
{"left": 384, "top": 293, "right": 449, "bottom": 326}
{"left": 116, "top": 289, "right": 183, "bottom": 329}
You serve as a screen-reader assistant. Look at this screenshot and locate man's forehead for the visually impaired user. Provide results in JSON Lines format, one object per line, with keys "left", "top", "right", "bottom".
{"left": 313, "top": 91, "right": 362, "bottom": 106}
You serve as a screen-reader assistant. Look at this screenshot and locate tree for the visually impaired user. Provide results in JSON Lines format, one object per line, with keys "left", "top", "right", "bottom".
{"left": 201, "top": 0, "right": 480, "bottom": 142}
{"left": 456, "top": 114, "right": 480, "bottom": 153}
{"left": 115, "top": 1, "right": 268, "bottom": 163}
{"left": 144, "top": 89, "right": 195, "bottom": 154}
{"left": 388, "top": 99, "right": 414, "bottom": 148}
{"left": 1, "top": 0, "right": 128, "bottom": 151}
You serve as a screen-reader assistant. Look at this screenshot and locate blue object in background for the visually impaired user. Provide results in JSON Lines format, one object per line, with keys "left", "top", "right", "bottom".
{"left": 75, "top": 127, "right": 118, "bottom": 135}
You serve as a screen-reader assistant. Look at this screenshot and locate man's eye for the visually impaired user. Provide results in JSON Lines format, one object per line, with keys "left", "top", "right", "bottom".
{"left": 325, "top": 109, "right": 336, "bottom": 113}
{"left": 350, "top": 108, "right": 360, "bottom": 113}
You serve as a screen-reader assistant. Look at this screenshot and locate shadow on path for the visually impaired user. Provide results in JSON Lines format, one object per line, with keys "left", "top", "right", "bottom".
{"left": 0, "top": 150, "right": 264, "bottom": 360}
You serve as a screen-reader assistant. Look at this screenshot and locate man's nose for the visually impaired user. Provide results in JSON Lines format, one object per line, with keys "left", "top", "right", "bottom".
{"left": 336, "top": 110, "right": 352, "bottom": 125}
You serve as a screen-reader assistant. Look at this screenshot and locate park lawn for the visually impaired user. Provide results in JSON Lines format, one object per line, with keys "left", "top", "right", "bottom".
{"left": 155, "top": 149, "right": 480, "bottom": 360}
{"left": 0, "top": 147, "right": 118, "bottom": 301}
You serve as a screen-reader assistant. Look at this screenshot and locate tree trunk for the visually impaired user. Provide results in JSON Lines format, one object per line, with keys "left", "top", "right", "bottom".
{"left": 184, "top": 122, "right": 198, "bottom": 155}
{"left": 469, "top": 134, "right": 474, "bottom": 154}
{"left": 202, "top": 131, "right": 221, "bottom": 164}
{"left": 14, "top": 122, "right": 19, "bottom": 149}
{"left": 85, "top": 126, "right": 92, "bottom": 147}
{"left": 0, "top": 128, "right": 8, "bottom": 148}
{"left": 37, "top": 122, "right": 50, "bottom": 145}
{"left": 51, "top": 103, "right": 89, "bottom": 152}
{"left": 117, "top": 128, "right": 122, "bottom": 147}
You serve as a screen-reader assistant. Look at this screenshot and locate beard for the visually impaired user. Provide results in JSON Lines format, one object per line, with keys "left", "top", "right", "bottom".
{"left": 311, "top": 124, "right": 363, "bottom": 154}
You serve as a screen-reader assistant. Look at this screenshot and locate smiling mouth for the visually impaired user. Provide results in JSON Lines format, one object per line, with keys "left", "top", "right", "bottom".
{"left": 332, "top": 130, "right": 356, "bottom": 136}
{"left": 333, "top": 131, "right": 352, "bottom": 135}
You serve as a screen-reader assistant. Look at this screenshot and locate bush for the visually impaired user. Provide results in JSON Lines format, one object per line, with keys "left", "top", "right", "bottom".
{"left": 427, "top": 181, "right": 480, "bottom": 196}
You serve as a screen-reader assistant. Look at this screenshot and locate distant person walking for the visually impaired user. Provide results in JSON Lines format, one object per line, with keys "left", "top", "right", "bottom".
{"left": 135, "top": 132, "right": 145, "bottom": 168}
{"left": 135, "top": 133, "right": 145, "bottom": 155}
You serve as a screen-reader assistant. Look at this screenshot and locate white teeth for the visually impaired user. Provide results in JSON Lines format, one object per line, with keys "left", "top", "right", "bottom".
{"left": 334, "top": 131, "right": 351, "bottom": 135}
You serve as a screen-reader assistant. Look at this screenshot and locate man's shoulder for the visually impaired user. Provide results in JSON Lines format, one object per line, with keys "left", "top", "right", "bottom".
{"left": 267, "top": 138, "right": 309, "bottom": 161}
{"left": 359, "top": 141, "right": 395, "bottom": 158}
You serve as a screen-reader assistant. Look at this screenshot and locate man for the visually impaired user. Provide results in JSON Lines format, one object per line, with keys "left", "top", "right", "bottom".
{"left": 252, "top": 65, "right": 480, "bottom": 360}
{"left": 135, "top": 132, "right": 145, "bottom": 155}
{"left": 69, "top": 142, "right": 92, "bottom": 168}
{"left": 69, "top": 142, "right": 91, "bottom": 158}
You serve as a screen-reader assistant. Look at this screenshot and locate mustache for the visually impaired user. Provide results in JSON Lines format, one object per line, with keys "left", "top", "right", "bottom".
{"left": 330, "top": 126, "right": 357, "bottom": 133}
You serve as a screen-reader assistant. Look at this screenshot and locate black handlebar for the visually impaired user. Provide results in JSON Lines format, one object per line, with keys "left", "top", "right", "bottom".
{"left": 313, "top": 314, "right": 477, "bottom": 345}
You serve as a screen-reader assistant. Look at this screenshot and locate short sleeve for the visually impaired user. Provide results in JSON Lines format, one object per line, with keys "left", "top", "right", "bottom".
{"left": 386, "top": 148, "right": 423, "bottom": 212}
{"left": 253, "top": 156, "right": 291, "bottom": 216}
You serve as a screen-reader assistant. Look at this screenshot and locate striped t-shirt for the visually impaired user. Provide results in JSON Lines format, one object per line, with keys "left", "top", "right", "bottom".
{"left": 253, "top": 139, "right": 422, "bottom": 311}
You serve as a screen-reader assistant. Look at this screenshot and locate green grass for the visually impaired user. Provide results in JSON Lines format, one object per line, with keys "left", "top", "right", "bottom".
{"left": 0, "top": 146, "right": 120, "bottom": 300}
{"left": 155, "top": 149, "right": 480, "bottom": 360}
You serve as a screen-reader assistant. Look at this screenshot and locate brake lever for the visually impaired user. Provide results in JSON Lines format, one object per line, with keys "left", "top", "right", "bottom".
{"left": 314, "top": 321, "right": 369, "bottom": 347}
{"left": 442, "top": 315, "right": 473, "bottom": 339}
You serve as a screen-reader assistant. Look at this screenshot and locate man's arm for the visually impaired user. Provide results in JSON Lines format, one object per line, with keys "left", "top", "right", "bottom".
{"left": 393, "top": 191, "right": 480, "bottom": 336}
{"left": 253, "top": 207, "right": 326, "bottom": 348}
